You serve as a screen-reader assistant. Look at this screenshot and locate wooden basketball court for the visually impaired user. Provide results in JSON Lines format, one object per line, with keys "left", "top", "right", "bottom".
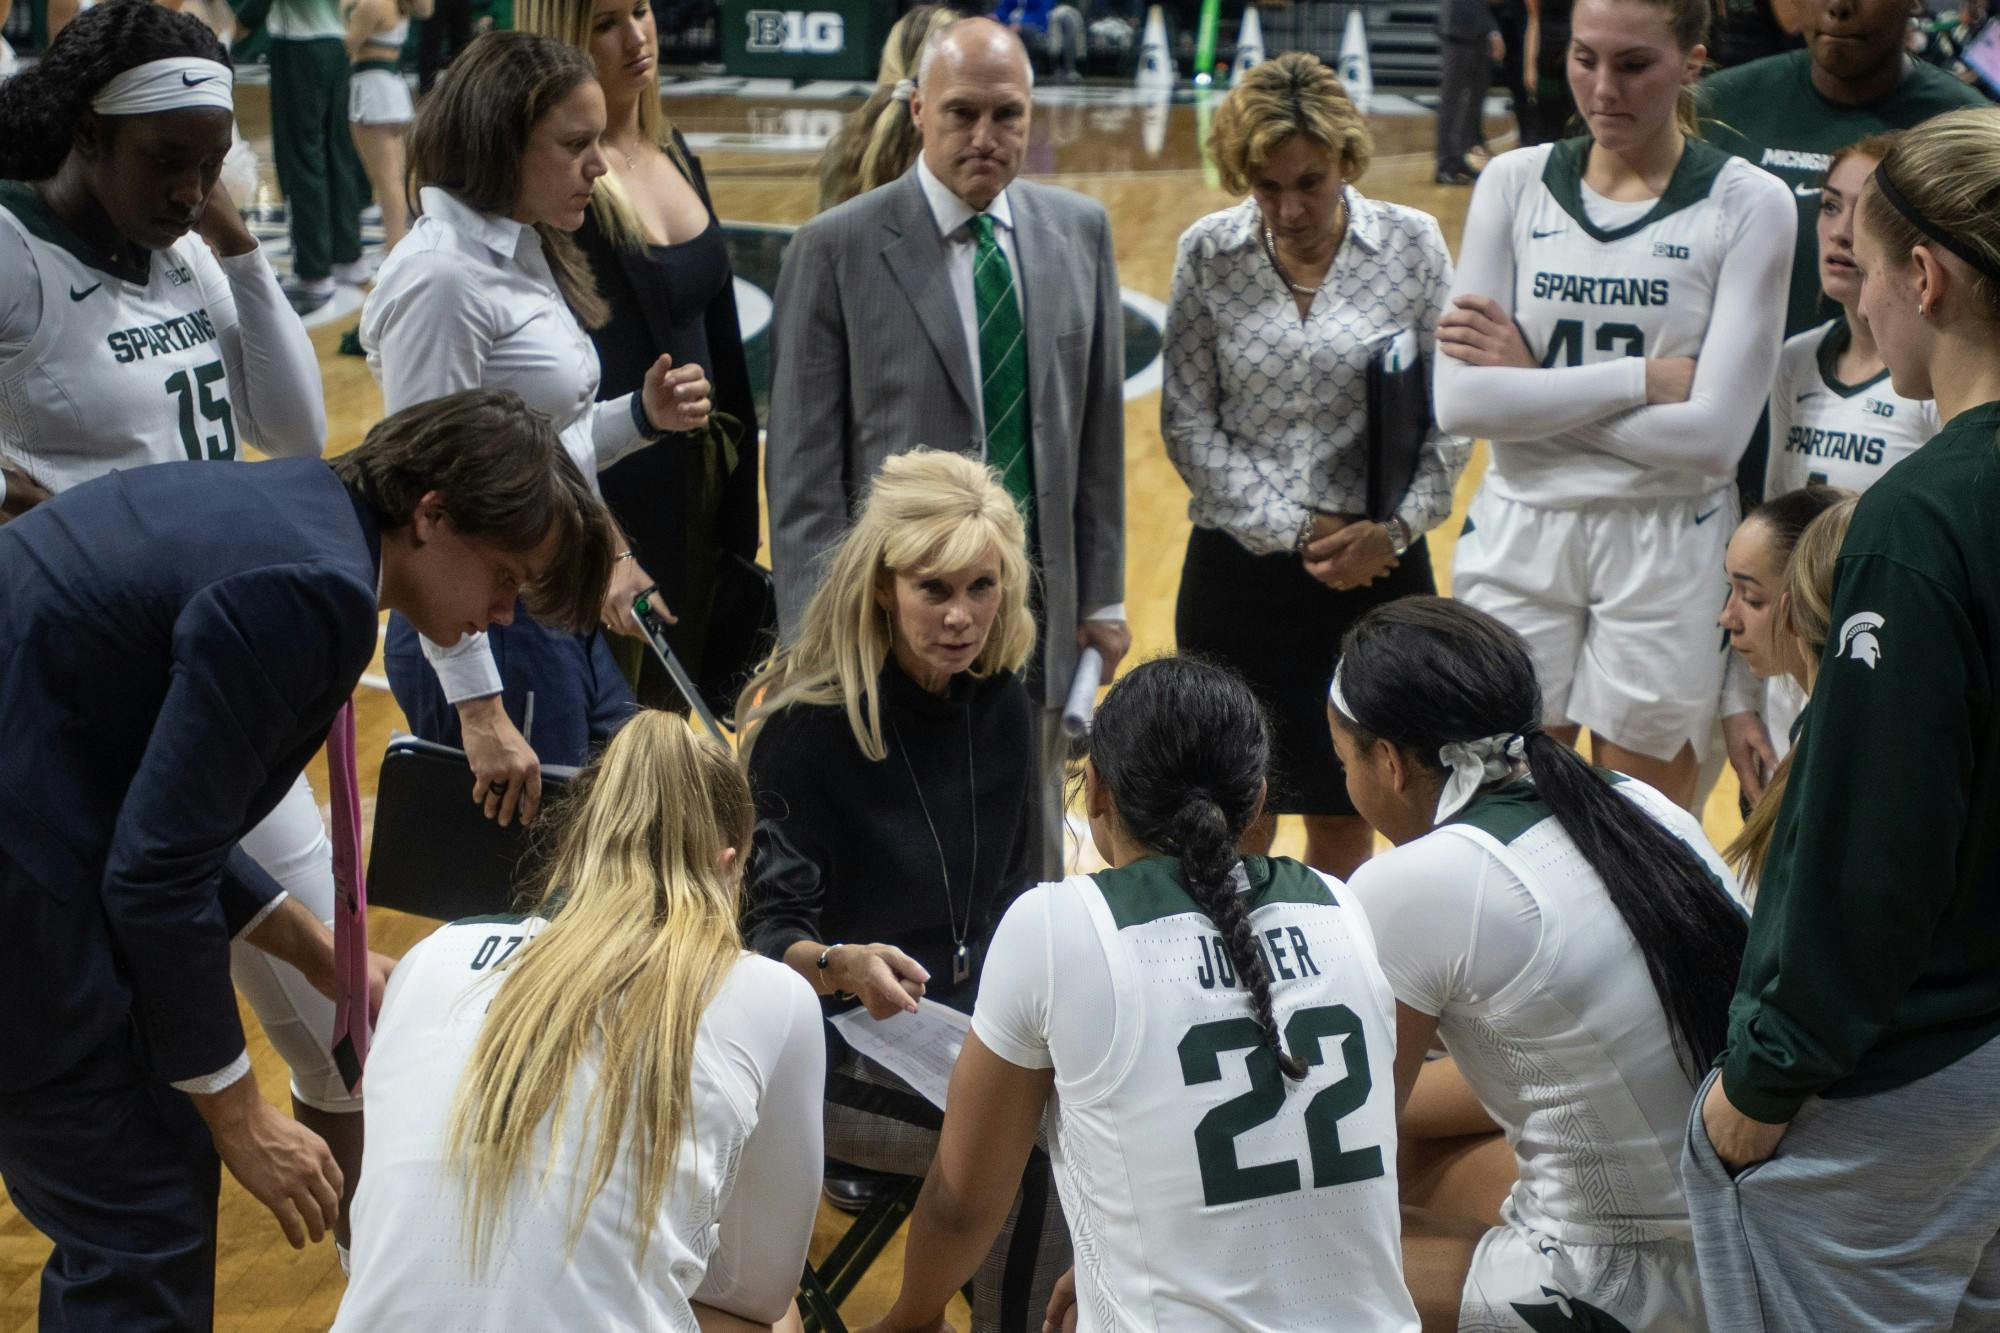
{"left": 0, "top": 82, "right": 1750, "bottom": 1331}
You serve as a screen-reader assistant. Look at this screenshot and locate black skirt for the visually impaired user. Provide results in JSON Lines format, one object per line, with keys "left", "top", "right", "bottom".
{"left": 1175, "top": 525, "right": 1437, "bottom": 815}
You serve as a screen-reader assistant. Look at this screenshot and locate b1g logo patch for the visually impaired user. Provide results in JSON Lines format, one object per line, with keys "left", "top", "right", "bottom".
{"left": 1651, "top": 242, "right": 1690, "bottom": 260}
{"left": 745, "top": 10, "right": 844, "bottom": 54}
{"left": 1839, "top": 612, "right": 1885, "bottom": 668}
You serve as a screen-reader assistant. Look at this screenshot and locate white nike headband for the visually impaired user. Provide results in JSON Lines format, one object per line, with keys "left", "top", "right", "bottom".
{"left": 1328, "top": 659, "right": 1528, "bottom": 824}
{"left": 90, "top": 58, "right": 234, "bottom": 117}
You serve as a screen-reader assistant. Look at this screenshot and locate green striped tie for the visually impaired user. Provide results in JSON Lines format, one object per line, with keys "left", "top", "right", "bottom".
{"left": 969, "top": 213, "right": 1034, "bottom": 535}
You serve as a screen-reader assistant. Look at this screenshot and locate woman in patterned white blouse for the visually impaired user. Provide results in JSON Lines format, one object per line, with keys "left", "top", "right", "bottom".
{"left": 1162, "top": 52, "right": 1471, "bottom": 877}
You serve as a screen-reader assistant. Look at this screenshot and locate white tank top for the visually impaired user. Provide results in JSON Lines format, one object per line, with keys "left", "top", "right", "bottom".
{"left": 974, "top": 857, "right": 1419, "bottom": 1332}
{"left": 0, "top": 185, "right": 241, "bottom": 494}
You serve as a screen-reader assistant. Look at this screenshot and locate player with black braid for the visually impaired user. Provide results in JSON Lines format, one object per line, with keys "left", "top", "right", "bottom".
{"left": 862, "top": 655, "right": 1419, "bottom": 1333}
{"left": 1330, "top": 596, "right": 1746, "bottom": 1330}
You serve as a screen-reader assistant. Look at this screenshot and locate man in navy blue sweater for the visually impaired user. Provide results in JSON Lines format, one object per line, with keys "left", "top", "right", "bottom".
{"left": 0, "top": 388, "right": 612, "bottom": 1331}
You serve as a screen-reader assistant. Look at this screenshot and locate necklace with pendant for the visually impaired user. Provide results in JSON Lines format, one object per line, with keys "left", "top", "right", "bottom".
{"left": 888, "top": 707, "right": 980, "bottom": 985}
{"left": 1262, "top": 201, "right": 1346, "bottom": 299}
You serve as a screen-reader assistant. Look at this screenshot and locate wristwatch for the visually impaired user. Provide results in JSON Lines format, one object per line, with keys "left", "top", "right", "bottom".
{"left": 1382, "top": 517, "right": 1414, "bottom": 557}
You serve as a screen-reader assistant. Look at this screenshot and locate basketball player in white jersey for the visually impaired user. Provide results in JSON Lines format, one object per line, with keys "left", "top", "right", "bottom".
{"left": 1330, "top": 598, "right": 1747, "bottom": 1332}
{"left": 333, "top": 712, "right": 821, "bottom": 1333}
{"left": 862, "top": 657, "right": 1419, "bottom": 1333}
{"left": 1431, "top": 0, "right": 1794, "bottom": 809}
{"left": 0, "top": 0, "right": 362, "bottom": 1240}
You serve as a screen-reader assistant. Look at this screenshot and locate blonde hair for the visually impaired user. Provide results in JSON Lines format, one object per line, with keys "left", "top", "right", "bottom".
{"left": 515, "top": 0, "right": 695, "bottom": 253}
{"left": 737, "top": 449, "right": 1035, "bottom": 761}
{"left": 1209, "top": 51, "right": 1371, "bottom": 196}
{"left": 1860, "top": 108, "right": 2000, "bottom": 322}
{"left": 1725, "top": 497, "right": 1859, "bottom": 891}
{"left": 816, "top": 4, "right": 962, "bottom": 214}
{"left": 444, "top": 711, "right": 755, "bottom": 1269}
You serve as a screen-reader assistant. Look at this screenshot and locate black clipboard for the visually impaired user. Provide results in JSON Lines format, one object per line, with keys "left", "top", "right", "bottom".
{"left": 1365, "top": 328, "right": 1432, "bottom": 522}
{"left": 634, "top": 591, "right": 733, "bottom": 746}
{"left": 365, "top": 736, "right": 575, "bottom": 921}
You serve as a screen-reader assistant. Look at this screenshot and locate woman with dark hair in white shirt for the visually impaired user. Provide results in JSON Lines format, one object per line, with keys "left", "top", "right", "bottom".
{"left": 360, "top": 29, "right": 711, "bottom": 821}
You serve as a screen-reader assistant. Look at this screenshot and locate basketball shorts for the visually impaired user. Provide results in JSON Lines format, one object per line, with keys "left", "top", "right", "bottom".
{"left": 349, "top": 67, "right": 414, "bottom": 126}
{"left": 1460, "top": 1212, "right": 1705, "bottom": 1333}
{"left": 1453, "top": 486, "right": 1735, "bottom": 762}
{"left": 232, "top": 773, "right": 360, "bottom": 1111}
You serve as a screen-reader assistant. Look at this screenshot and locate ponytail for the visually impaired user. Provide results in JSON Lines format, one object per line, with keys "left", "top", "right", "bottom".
{"left": 1336, "top": 598, "right": 1745, "bottom": 1079}
{"left": 1089, "top": 657, "right": 1306, "bottom": 1081}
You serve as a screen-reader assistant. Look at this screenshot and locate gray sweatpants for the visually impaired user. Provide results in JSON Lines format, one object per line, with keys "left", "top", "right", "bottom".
{"left": 1682, "top": 1042, "right": 2000, "bottom": 1331}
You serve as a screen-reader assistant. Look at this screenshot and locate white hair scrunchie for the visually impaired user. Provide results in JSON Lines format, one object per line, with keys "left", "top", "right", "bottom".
{"left": 91, "top": 57, "right": 235, "bottom": 117}
{"left": 891, "top": 78, "right": 916, "bottom": 103}
{"left": 1328, "top": 660, "right": 1529, "bottom": 824}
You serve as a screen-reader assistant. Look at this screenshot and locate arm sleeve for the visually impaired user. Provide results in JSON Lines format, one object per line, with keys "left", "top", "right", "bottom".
{"left": 1072, "top": 205, "right": 1127, "bottom": 613}
{"left": 0, "top": 222, "right": 43, "bottom": 362}
{"left": 1159, "top": 224, "right": 1279, "bottom": 528}
{"left": 1763, "top": 349, "right": 1796, "bottom": 501}
{"left": 1345, "top": 842, "right": 1509, "bottom": 1017}
{"left": 205, "top": 245, "right": 327, "bottom": 458}
{"left": 765, "top": 222, "right": 853, "bottom": 637}
{"left": 970, "top": 887, "right": 1056, "bottom": 1070}
{"left": 1397, "top": 217, "right": 1475, "bottom": 535}
{"left": 1721, "top": 549, "right": 1978, "bottom": 1121}
{"left": 102, "top": 566, "right": 375, "bottom": 1083}
{"left": 1431, "top": 156, "right": 1653, "bottom": 442}
{"left": 1582, "top": 172, "right": 1795, "bottom": 476}
{"left": 739, "top": 724, "right": 834, "bottom": 961}
{"left": 369, "top": 253, "right": 505, "bottom": 701}
{"left": 692, "top": 966, "right": 826, "bottom": 1323}
{"left": 585, "top": 394, "right": 653, "bottom": 474}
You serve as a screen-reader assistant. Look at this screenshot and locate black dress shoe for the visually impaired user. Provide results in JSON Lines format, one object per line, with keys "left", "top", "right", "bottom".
{"left": 822, "top": 1165, "right": 898, "bottom": 1214}
{"left": 1434, "top": 165, "right": 1477, "bottom": 185}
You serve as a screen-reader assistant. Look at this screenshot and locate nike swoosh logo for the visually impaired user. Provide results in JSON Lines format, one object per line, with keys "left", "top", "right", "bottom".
{"left": 1796, "top": 390, "right": 1812, "bottom": 401}
{"left": 69, "top": 283, "right": 101, "bottom": 301}
{"left": 1531, "top": 227, "right": 1565, "bottom": 238}
{"left": 1794, "top": 183, "right": 1821, "bottom": 198}
{"left": 1694, "top": 507, "right": 1721, "bottom": 525}
{"left": 181, "top": 72, "right": 213, "bottom": 86}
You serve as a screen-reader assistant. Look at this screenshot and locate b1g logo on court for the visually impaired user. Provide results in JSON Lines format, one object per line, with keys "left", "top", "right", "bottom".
{"left": 745, "top": 10, "right": 844, "bottom": 54}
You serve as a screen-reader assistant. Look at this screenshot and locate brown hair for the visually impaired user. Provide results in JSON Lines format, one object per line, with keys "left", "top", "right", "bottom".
{"left": 1208, "top": 51, "right": 1371, "bottom": 196}
{"left": 406, "top": 30, "right": 610, "bottom": 328}
{"left": 816, "top": 4, "right": 962, "bottom": 213}
{"left": 1577, "top": 0, "right": 1708, "bottom": 136}
{"left": 1859, "top": 108, "right": 2000, "bottom": 322}
{"left": 331, "top": 388, "right": 615, "bottom": 635}
{"left": 1725, "top": 495, "right": 1859, "bottom": 892}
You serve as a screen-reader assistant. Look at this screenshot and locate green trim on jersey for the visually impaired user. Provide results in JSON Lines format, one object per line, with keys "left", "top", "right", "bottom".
{"left": 449, "top": 912, "right": 533, "bottom": 927}
{"left": 1091, "top": 855, "right": 1336, "bottom": 931}
{"left": 0, "top": 181, "right": 152, "bottom": 285}
{"left": 1813, "top": 318, "right": 1891, "bottom": 399}
{"left": 1447, "top": 772, "right": 1632, "bottom": 846}
{"left": 1540, "top": 136, "right": 1733, "bottom": 243}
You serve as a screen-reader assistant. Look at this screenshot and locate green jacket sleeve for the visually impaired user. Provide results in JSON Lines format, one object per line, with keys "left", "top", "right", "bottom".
{"left": 1721, "top": 550, "right": 1977, "bottom": 1123}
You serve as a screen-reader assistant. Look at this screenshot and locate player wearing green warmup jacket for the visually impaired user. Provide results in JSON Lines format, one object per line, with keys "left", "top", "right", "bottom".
{"left": 1687, "top": 108, "right": 2000, "bottom": 1331}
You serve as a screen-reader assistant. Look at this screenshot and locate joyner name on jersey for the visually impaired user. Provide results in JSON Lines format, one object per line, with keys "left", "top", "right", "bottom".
{"left": 1195, "top": 926, "right": 1325, "bottom": 990}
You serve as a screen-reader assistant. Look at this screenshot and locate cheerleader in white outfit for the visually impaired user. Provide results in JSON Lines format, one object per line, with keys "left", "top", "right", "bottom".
{"left": 342, "top": 0, "right": 429, "bottom": 255}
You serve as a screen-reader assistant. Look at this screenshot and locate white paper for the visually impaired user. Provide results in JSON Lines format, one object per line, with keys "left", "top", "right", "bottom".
{"left": 1062, "top": 647, "right": 1105, "bottom": 738}
{"left": 828, "top": 999, "right": 972, "bottom": 1111}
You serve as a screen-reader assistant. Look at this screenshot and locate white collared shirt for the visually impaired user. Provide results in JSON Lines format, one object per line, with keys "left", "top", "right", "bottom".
{"left": 912, "top": 159, "right": 1122, "bottom": 625}
{"left": 361, "top": 187, "right": 656, "bottom": 702}
{"left": 1162, "top": 190, "right": 1471, "bottom": 556}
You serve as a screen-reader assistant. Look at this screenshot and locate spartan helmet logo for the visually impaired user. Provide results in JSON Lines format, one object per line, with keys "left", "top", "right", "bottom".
{"left": 1839, "top": 612, "right": 1886, "bottom": 669}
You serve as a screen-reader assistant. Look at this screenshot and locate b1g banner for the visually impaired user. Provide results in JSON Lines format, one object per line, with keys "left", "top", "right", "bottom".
{"left": 720, "top": 0, "right": 889, "bottom": 81}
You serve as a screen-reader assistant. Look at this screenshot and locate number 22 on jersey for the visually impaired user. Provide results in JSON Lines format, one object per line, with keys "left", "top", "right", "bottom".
{"left": 1177, "top": 1003, "right": 1385, "bottom": 1207}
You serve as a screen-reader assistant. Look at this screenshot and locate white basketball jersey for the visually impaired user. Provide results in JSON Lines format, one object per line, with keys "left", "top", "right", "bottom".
{"left": 1489, "top": 139, "right": 1762, "bottom": 505}
{"left": 0, "top": 184, "right": 240, "bottom": 496}
{"left": 1047, "top": 858, "right": 1416, "bottom": 1332}
{"left": 1423, "top": 781, "right": 1728, "bottom": 1246}
{"left": 1766, "top": 318, "right": 1938, "bottom": 497}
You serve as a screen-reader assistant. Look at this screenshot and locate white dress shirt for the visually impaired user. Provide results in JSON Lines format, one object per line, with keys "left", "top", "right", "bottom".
{"left": 1162, "top": 190, "right": 1471, "bottom": 556}
{"left": 915, "top": 158, "right": 1122, "bottom": 624}
{"left": 361, "top": 187, "right": 658, "bottom": 703}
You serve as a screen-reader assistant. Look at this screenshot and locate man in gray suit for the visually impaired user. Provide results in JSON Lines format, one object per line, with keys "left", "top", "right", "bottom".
{"left": 768, "top": 16, "right": 1128, "bottom": 878}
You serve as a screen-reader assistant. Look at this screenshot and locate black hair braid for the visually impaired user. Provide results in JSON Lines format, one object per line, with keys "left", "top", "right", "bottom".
{"left": 0, "top": 0, "right": 231, "bottom": 182}
{"left": 1089, "top": 657, "right": 1307, "bottom": 1083}
{"left": 1170, "top": 797, "right": 1308, "bottom": 1081}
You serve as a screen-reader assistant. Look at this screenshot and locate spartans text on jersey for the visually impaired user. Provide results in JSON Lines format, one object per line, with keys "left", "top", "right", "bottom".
{"left": 107, "top": 308, "right": 219, "bottom": 364}
{"left": 1785, "top": 423, "right": 1888, "bottom": 465}
{"left": 1531, "top": 272, "right": 1672, "bottom": 306}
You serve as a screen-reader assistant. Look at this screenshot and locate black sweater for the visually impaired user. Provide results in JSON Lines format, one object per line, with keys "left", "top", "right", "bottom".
{"left": 742, "top": 660, "right": 1036, "bottom": 1015}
